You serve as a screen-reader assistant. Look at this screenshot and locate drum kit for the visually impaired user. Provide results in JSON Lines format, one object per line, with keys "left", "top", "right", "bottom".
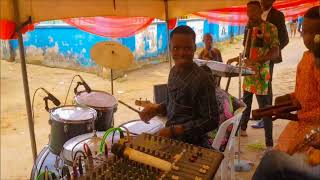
{"left": 30, "top": 42, "right": 165, "bottom": 179}
{"left": 30, "top": 41, "right": 253, "bottom": 179}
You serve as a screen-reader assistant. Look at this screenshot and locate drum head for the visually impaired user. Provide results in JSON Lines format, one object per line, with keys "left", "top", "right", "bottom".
{"left": 51, "top": 105, "right": 97, "bottom": 123}
{"left": 75, "top": 90, "right": 117, "bottom": 109}
{"left": 62, "top": 131, "right": 121, "bottom": 164}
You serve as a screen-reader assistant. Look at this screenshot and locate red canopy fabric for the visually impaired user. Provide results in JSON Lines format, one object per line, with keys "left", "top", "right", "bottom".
{"left": 168, "top": 18, "right": 177, "bottom": 30}
{"left": 194, "top": 0, "right": 320, "bottom": 25}
{"left": 63, "top": 16, "right": 154, "bottom": 38}
{"left": 0, "top": 19, "right": 34, "bottom": 40}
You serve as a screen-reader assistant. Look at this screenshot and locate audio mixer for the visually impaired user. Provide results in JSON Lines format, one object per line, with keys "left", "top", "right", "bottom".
{"left": 74, "top": 133, "right": 224, "bottom": 180}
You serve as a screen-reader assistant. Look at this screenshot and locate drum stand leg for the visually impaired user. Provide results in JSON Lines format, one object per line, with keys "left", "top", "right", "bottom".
{"left": 110, "top": 69, "right": 114, "bottom": 95}
{"left": 110, "top": 69, "right": 115, "bottom": 127}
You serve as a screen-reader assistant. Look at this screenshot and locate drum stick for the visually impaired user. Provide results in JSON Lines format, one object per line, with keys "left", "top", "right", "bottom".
{"left": 118, "top": 100, "right": 140, "bottom": 113}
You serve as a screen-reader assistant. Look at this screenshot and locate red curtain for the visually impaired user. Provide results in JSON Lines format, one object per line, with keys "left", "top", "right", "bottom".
{"left": 168, "top": 18, "right": 177, "bottom": 30}
{"left": 194, "top": 0, "right": 320, "bottom": 25}
{"left": 0, "top": 19, "right": 34, "bottom": 40}
{"left": 64, "top": 17, "right": 154, "bottom": 38}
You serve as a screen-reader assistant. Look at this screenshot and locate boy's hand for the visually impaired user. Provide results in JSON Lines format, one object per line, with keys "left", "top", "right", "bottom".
{"left": 157, "top": 125, "right": 184, "bottom": 138}
{"left": 139, "top": 103, "right": 161, "bottom": 123}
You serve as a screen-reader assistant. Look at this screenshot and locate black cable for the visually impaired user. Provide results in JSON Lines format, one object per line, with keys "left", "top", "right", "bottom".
{"left": 31, "top": 87, "right": 43, "bottom": 123}
{"left": 73, "top": 150, "right": 86, "bottom": 161}
{"left": 64, "top": 75, "right": 78, "bottom": 105}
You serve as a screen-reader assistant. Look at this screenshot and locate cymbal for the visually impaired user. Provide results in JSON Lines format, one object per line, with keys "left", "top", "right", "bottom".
{"left": 90, "top": 41, "right": 134, "bottom": 70}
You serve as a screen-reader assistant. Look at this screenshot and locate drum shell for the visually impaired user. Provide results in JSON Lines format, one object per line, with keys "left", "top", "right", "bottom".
{"left": 49, "top": 119, "right": 93, "bottom": 155}
{"left": 75, "top": 90, "right": 118, "bottom": 131}
{"left": 31, "top": 146, "right": 63, "bottom": 179}
{"left": 49, "top": 106, "right": 96, "bottom": 155}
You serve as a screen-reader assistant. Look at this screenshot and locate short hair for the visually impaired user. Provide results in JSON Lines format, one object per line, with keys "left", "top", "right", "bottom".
{"left": 170, "top": 25, "right": 196, "bottom": 41}
{"left": 203, "top": 33, "right": 213, "bottom": 39}
{"left": 304, "top": 6, "right": 320, "bottom": 19}
{"left": 247, "top": 1, "right": 261, "bottom": 8}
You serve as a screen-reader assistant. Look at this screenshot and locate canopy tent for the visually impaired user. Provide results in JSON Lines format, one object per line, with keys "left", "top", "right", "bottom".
{"left": 2, "top": 0, "right": 318, "bottom": 39}
{"left": 0, "top": 0, "right": 250, "bottom": 161}
{"left": 195, "top": 0, "right": 320, "bottom": 25}
{"left": 1, "top": 0, "right": 248, "bottom": 26}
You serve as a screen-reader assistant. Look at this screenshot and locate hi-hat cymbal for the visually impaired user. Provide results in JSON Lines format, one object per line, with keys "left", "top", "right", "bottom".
{"left": 90, "top": 41, "right": 134, "bottom": 70}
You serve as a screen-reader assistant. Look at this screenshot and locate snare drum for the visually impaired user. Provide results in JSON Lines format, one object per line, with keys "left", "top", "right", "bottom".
{"left": 49, "top": 105, "right": 97, "bottom": 155}
{"left": 75, "top": 90, "right": 118, "bottom": 131}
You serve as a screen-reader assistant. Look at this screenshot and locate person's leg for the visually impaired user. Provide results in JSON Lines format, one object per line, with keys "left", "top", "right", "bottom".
{"left": 252, "top": 63, "right": 274, "bottom": 129}
{"left": 240, "top": 91, "right": 253, "bottom": 131}
{"left": 256, "top": 94, "right": 273, "bottom": 147}
{"left": 253, "top": 150, "right": 320, "bottom": 180}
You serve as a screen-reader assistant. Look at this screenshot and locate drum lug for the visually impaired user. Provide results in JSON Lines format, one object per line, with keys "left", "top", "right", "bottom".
{"left": 64, "top": 125, "right": 68, "bottom": 133}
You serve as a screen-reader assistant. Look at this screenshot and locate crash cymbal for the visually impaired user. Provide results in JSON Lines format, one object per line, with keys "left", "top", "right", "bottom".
{"left": 90, "top": 41, "right": 134, "bottom": 70}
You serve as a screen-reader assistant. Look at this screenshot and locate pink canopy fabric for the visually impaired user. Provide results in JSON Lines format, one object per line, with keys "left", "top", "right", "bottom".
{"left": 194, "top": 0, "right": 320, "bottom": 25}
{"left": 63, "top": 16, "right": 154, "bottom": 38}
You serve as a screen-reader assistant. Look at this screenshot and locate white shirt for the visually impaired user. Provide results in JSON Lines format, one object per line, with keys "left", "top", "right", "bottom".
{"left": 261, "top": 7, "right": 272, "bottom": 21}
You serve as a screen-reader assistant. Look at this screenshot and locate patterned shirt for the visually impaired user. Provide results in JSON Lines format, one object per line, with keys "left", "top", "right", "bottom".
{"left": 276, "top": 51, "right": 320, "bottom": 155}
{"left": 243, "top": 21, "right": 279, "bottom": 95}
{"left": 161, "top": 63, "right": 219, "bottom": 147}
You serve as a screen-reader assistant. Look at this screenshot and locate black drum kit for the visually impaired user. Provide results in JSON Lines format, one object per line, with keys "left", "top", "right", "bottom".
{"left": 30, "top": 74, "right": 165, "bottom": 180}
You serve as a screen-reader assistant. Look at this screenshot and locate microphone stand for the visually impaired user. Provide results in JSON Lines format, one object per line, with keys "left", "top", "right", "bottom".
{"left": 234, "top": 28, "right": 253, "bottom": 173}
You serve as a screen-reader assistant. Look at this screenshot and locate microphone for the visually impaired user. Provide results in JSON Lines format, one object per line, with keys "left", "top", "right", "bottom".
{"left": 41, "top": 88, "right": 61, "bottom": 106}
{"left": 78, "top": 75, "right": 92, "bottom": 93}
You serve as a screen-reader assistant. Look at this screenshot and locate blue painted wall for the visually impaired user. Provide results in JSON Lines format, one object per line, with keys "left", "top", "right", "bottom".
{"left": 8, "top": 20, "right": 244, "bottom": 68}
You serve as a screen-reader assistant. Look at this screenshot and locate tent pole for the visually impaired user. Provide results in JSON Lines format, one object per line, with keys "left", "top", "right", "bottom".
{"left": 164, "top": 0, "right": 172, "bottom": 68}
{"left": 13, "top": 0, "right": 37, "bottom": 162}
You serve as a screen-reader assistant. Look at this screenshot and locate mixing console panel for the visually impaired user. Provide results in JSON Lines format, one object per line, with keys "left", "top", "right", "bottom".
{"left": 76, "top": 133, "right": 224, "bottom": 180}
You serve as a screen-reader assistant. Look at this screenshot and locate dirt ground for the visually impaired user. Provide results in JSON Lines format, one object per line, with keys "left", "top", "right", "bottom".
{"left": 0, "top": 37, "right": 305, "bottom": 179}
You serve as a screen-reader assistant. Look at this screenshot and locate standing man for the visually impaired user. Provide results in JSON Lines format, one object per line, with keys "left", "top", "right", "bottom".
{"left": 139, "top": 25, "right": 220, "bottom": 148}
{"left": 252, "top": 0, "right": 289, "bottom": 129}
{"left": 228, "top": 1, "right": 280, "bottom": 149}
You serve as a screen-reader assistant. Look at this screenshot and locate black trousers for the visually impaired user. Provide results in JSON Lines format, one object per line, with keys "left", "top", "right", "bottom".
{"left": 240, "top": 90, "right": 273, "bottom": 147}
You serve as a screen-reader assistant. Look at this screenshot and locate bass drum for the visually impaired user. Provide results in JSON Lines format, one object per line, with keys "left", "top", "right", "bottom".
{"left": 49, "top": 105, "right": 97, "bottom": 155}
{"left": 75, "top": 90, "right": 118, "bottom": 131}
{"left": 30, "top": 146, "right": 69, "bottom": 180}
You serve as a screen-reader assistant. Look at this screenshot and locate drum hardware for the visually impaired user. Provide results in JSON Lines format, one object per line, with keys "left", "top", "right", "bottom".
{"left": 73, "top": 75, "right": 92, "bottom": 95}
{"left": 64, "top": 75, "right": 91, "bottom": 106}
{"left": 32, "top": 87, "right": 61, "bottom": 123}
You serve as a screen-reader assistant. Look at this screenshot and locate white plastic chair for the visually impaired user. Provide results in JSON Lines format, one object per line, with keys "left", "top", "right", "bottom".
{"left": 212, "top": 106, "right": 246, "bottom": 180}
